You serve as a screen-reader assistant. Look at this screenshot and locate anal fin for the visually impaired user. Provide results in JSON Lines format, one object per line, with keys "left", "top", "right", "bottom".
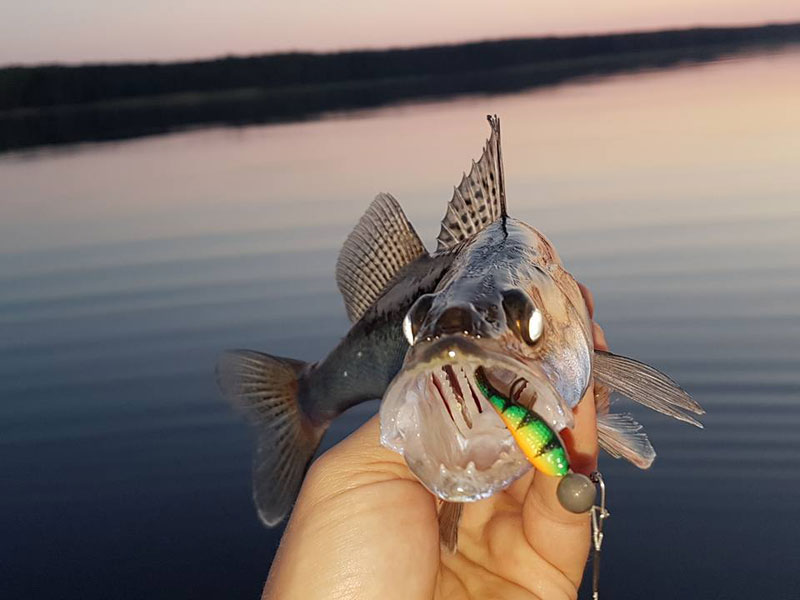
{"left": 597, "top": 413, "right": 656, "bottom": 469}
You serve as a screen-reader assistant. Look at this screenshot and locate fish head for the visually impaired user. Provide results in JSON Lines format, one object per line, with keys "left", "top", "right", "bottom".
{"left": 380, "top": 220, "right": 593, "bottom": 501}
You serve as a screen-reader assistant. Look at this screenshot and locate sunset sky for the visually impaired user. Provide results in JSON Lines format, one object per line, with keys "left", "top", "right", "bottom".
{"left": 1, "top": 1, "right": 798, "bottom": 66}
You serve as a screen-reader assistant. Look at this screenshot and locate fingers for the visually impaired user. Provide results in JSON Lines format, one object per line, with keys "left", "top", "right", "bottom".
{"left": 593, "top": 322, "right": 608, "bottom": 351}
{"left": 520, "top": 282, "right": 602, "bottom": 584}
{"left": 579, "top": 280, "right": 607, "bottom": 351}
{"left": 522, "top": 385, "right": 597, "bottom": 586}
{"left": 578, "top": 282, "right": 594, "bottom": 318}
{"left": 559, "top": 390, "right": 599, "bottom": 475}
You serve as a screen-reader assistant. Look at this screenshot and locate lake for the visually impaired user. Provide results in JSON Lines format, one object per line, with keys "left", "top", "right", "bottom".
{"left": 2, "top": 47, "right": 799, "bottom": 599}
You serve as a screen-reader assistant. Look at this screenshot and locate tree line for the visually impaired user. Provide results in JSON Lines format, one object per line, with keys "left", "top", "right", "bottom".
{"left": 1, "top": 23, "right": 799, "bottom": 111}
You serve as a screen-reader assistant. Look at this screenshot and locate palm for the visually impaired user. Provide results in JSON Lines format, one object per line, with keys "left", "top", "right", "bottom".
{"left": 263, "top": 285, "right": 603, "bottom": 600}
{"left": 437, "top": 474, "right": 589, "bottom": 599}
{"left": 264, "top": 404, "right": 594, "bottom": 600}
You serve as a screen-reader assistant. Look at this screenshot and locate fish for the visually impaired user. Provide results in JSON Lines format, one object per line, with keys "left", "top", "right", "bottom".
{"left": 217, "top": 116, "right": 704, "bottom": 549}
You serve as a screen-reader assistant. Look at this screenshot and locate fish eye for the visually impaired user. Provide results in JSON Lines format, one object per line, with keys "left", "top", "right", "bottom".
{"left": 404, "top": 293, "right": 436, "bottom": 345}
{"left": 527, "top": 308, "right": 543, "bottom": 342}
{"left": 402, "top": 312, "right": 415, "bottom": 345}
{"left": 502, "top": 289, "right": 542, "bottom": 345}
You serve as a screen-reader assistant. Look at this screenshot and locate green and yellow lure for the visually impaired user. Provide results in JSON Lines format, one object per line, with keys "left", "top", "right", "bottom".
{"left": 474, "top": 369, "right": 569, "bottom": 477}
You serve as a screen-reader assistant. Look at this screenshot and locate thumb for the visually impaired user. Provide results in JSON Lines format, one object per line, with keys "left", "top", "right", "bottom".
{"left": 523, "top": 386, "right": 597, "bottom": 586}
{"left": 265, "top": 416, "right": 439, "bottom": 600}
{"left": 301, "top": 415, "right": 420, "bottom": 503}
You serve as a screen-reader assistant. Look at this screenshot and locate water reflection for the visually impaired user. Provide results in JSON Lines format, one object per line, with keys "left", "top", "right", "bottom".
{"left": 3, "top": 29, "right": 799, "bottom": 153}
{"left": 1, "top": 48, "right": 799, "bottom": 599}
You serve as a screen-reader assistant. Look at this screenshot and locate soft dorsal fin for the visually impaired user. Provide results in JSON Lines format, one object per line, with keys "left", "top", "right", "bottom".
{"left": 436, "top": 115, "right": 507, "bottom": 252}
{"left": 336, "top": 192, "right": 428, "bottom": 322}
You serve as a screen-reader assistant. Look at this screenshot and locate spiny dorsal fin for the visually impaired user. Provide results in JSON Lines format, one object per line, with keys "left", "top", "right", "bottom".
{"left": 436, "top": 115, "right": 506, "bottom": 252}
{"left": 336, "top": 192, "right": 428, "bottom": 322}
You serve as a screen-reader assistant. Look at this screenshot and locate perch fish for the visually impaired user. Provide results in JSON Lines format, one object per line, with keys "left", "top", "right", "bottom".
{"left": 217, "top": 116, "right": 704, "bottom": 548}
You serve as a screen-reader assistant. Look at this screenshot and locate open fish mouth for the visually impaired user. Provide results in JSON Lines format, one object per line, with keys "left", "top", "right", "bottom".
{"left": 380, "top": 338, "right": 574, "bottom": 502}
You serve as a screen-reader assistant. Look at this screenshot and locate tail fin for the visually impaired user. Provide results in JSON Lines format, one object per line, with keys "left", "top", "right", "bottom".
{"left": 217, "top": 350, "right": 327, "bottom": 526}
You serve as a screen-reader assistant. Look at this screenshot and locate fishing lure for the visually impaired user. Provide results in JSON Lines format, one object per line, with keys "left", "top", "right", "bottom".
{"left": 474, "top": 367, "right": 569, "bottom": 477}
{"left": 474, "top": 367, "right": 600, "bottom": 517}
{"left": 475, "top": 366, "right": 610, "bottom": 597}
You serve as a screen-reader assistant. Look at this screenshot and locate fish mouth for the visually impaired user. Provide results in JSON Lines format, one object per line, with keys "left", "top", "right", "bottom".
{"left": 379, "top": 336, "right": 574, "bottom": 502}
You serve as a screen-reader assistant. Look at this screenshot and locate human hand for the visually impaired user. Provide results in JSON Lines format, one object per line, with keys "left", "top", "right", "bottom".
{"left": 263, "top": 284, "right": 607, "bottom": 600}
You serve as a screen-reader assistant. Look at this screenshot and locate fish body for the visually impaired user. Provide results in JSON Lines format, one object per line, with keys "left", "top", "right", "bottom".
{"left": 217, "top": 116, "right": 704, "bottom": 533}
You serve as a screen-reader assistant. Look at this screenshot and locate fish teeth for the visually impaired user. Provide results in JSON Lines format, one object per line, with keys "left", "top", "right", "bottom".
{"left": 429, "top": 372, "right": 455, "bottom": 423}
{"left": 441, "top": 366, "right": 473, "bottom": 429}
{"left": 461, "top": 368, "right": 485, "bottom": 414}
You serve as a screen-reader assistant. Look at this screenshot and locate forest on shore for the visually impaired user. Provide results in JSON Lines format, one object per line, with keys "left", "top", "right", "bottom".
{"left": 1, "top": 23, "right": 798, "bottom": 152}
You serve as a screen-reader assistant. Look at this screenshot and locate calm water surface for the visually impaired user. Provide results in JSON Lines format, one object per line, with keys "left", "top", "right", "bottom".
{"left": 2, "top": 49, "right": 799, "bottom": 599}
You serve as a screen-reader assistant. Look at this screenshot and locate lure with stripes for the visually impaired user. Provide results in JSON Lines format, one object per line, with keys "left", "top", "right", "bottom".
{"left": 474, "top": 368, "right": 570, "bottom": 477}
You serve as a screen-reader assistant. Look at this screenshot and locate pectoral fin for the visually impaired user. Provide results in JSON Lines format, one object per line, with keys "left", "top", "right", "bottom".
{"left": 593, "top": 350, "right": 705, "bottom": 428}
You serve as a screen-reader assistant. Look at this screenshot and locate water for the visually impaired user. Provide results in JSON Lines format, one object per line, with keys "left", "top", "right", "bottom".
{"left": 2, "top": 48, "right": 799, "bottom": 598}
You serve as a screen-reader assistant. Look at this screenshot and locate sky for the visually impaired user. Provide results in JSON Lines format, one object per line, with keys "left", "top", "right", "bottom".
{"left": 1, "top": 1, "right": 798, "bottom": 66}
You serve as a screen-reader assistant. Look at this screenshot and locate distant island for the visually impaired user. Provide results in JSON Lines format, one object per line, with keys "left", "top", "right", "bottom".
{"left": 1, "top": 22, "right": 799, "bottom": 153}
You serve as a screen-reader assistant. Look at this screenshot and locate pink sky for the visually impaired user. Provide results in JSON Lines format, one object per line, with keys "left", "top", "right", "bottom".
{"left": 1, "top": 1, "right": 798, "bottom": 66}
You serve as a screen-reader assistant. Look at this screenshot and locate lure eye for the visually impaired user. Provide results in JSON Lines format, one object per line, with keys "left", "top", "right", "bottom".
{"left": 502, "top": 289, "right": 542, "bottom": 345}
{"left": 403, "top": 293, "right": 435, "bottom": 345}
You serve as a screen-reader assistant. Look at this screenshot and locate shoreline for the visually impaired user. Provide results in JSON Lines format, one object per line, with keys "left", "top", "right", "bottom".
{"left": 2, "top": 23, "right": 799, "bottom": 153}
